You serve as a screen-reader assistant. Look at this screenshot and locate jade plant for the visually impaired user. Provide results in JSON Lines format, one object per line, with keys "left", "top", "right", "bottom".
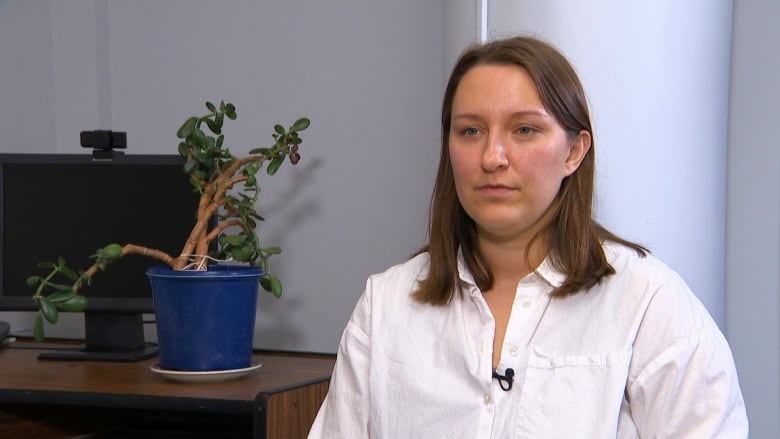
{"left": 27, "top": 100, "right": 309, "bottom": 341}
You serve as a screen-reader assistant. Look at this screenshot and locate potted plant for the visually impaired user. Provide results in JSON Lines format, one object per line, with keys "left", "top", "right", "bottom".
{"left": 27, "top": 100, "right": 309, "bottom": 371}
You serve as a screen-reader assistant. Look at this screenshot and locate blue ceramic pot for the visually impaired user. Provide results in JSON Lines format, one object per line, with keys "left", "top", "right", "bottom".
{"left": 147, "top": 265, "right": 262, "bottom": 371}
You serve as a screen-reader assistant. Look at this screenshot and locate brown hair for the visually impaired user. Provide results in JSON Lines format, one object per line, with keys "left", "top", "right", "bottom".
{"left": 413, "top": 35, "right": 647, "bottom": 305}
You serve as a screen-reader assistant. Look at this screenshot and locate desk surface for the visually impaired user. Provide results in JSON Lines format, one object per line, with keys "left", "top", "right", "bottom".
{"left": 0, "top": 341, "right": 335, "bottom": 415}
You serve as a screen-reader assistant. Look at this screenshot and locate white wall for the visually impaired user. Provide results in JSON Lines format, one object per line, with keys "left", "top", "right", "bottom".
{"left": 0, "top": 0, "right": 444, "bottom": 353}
{"left": 727, "top": 1, "right": 780, "bottom": 436}
{"left": 484, "top": 0, "right": 733, "bottom": 329}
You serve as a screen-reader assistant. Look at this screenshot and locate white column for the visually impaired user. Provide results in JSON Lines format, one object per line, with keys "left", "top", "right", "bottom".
{"left": 444, "top": 1, "right": 733, "bottom": 326}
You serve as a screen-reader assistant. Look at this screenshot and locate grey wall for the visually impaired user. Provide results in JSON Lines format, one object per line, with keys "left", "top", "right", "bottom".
{"left": 727, "top": 0, "right": 780, "bottom": 437}
{"left": 0, "top": 0, "right": 444, "bottom": 354}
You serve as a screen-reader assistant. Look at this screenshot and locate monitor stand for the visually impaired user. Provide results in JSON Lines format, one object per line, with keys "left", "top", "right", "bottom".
{"left": 37, "top": 311, "right": 158, "bottom": 362}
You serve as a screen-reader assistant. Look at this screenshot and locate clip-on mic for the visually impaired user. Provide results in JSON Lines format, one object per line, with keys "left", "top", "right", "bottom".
{"left": 492, "top": 368, "right": 515, "bottom": 391}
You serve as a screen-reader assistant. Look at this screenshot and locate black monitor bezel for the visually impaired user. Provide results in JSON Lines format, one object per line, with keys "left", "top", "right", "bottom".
{"left": 0, "top": 152, "right": 190, "bottom": 315}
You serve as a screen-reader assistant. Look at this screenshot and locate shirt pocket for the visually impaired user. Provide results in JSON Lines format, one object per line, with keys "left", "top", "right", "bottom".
{"left": 515, "top": 347, "right": 632, "bottom": 439}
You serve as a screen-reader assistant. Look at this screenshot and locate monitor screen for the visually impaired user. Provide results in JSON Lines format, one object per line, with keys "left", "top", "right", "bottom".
{"left": 0, "top": 153, "right": 200, "bottom": 361}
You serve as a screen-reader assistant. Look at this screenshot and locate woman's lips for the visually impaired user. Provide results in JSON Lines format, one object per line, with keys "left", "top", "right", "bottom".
{"left": 476, "top": 184, "right": 515, "bottom": 196}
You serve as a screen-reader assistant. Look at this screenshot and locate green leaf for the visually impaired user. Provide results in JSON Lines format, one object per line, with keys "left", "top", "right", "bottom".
{"left": 60, "top": 266, "right": 80, "bottom": 281}
{"left": 268, "top": 274, "right": 282, "bottom": 298}
{"left": 47, "top": 290, "right": 76, "bottom": 303}
{"left": 26, "top": 275, "right": 42, "bottom": 287}
{"left": 224, "top": 235, "right": 246, "bottom": 246}
{"left": 191, "top": 128, "right": 206, "bottom": 147}
{"left": 183, "top": 157, "right": 200, "bottom": 174}
{"left": 216, "top": 134, "right": 224, "bottom": 148}
{"left": 205, "top": 119, "right": 221, "bottom": 135}
{"left": 40, "top": 297, "right": 58, "bottom": 324}
{"left": 43, "top": 282, "right": 73, "bottom": 292}
{"left": 266, "top": 157, "right": 284, "bottom": 175}
{"left": 259, "top": 277, "right": 272, "bottom": 292}
{"left": 57, "top": 295, "right": 88, "bottom": 312}
{"left": 230, "top": 247, "right": 252, "bottom": 261}
{"left": 292, "top": 117, "right": 310, "bottom": 132}
{"left": 176, "top": 117, "right": 198, "bottom": 139}
{"left": 33, "top": 314, "right": 45, "bottom": 342}
{"left": 274, "top": 124, "right": 285, "bottom": 135}
{"left": 102, "top": 244, "right": 123, "bottom": 260}
{"left": 206, "top": 101, "right": 216, "bottom": 112}
{"left": 265, "top": 246, "right": 282, "bottom": 255}
{"left": 177, "top": 142, "right": 190, "bottom": 157}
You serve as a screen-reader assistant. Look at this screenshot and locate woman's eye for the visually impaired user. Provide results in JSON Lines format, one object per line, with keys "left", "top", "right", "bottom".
{"left": 462, "top": 127, "right": 480, "bottom": 136}
{"left": 517, "top": 126, "right": 535, "bottom": 135}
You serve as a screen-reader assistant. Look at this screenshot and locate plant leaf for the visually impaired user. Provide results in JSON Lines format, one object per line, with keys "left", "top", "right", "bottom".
{"left": 183, "top": 157, "right": 199, "bottom": 174}
{"left": 292, "top": 117, "right": 310, "bottom": 132}
{"left": 177, "top": 142, "right": 190, "bottom": 157}
{"left": 60, "top": 266, "right": 80, "bottom": 280}
{"left": 37, "top": 261, "right": 58, "bottom": 270}
{"left": 266, "top": 157, "right": 284, "bottom": 175}
{"left": 43, "top": 282, "right": 73, "bottom": 292}
{"left": 57, "top": 295, "right": 88, "bottom": 312}
{"left": 224, "top": 235, "right": 246, "bottom": 246}
{"left": 259, "top": 277, "right": 272, "bottom": 293}
{"left": 40, "top": 297, "right": 58, "bottom": 323}
{"left": 26, "top": 275, "right": 42, "bottom": 287}
{"left": 33, "top": 314, "right": 45, "bottom": 342}
{"left": 230, "top": 247, "right": 252, "bottom": 261}
{"left": 176, "top": 117, "right": 198, "bottom": 139}
{"left": 205, "top": 119, "right": 221, "bottom": 135}
{"left": 268, "top": 274, "right": 282, "bottom": 298}
{"left": 102, "top": 243, "right": 123, "bottom": 260}
{"left": 191, "top": 128, "right": 206, "bottom": 147}
{"left": 47, "top": 290, "right": 76, "bottom": 303}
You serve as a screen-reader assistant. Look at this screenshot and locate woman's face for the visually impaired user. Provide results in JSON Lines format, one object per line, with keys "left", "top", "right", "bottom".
{"left": 448, "top": 64, "right": 589, "bottom": 244}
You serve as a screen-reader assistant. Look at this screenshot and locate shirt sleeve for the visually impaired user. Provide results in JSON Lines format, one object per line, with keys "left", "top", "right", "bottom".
{"left": 308, "top": 288, "right": 372, "bottom": 438}
{"left": 626, "top": 280, "right": 749, "bottom": 438}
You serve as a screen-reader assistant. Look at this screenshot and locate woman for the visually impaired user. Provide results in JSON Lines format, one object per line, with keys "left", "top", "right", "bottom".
{"left": 309, "top": 36, "right": 748, "bottom": 438}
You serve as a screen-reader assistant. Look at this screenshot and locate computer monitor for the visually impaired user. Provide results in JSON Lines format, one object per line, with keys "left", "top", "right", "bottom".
{"left": 0, "top": 152, "right": 200, "bottom": 361}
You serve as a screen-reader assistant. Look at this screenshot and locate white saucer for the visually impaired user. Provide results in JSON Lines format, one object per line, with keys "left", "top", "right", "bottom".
{"left": 150, "top": 362, "right": 262, "bottom": 384}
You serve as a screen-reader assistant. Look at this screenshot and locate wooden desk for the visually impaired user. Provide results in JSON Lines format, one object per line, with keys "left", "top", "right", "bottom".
{"left": 0, "top": 341, "right": 334, "bottom": 438}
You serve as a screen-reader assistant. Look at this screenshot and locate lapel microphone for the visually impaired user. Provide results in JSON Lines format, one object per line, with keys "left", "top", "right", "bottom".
{"left": 492, "top": 368, "right": 515, "bottom": 391}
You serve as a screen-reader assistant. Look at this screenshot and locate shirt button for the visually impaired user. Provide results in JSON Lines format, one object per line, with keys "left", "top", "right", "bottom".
{"left": 509, "top": 345, "right": 519, "bottom": 356}
{"left": 483, "top": 393, "right": 493, "bottom": 405}
{"left": 520, "top": 296, "right": 532, "bottom": 308}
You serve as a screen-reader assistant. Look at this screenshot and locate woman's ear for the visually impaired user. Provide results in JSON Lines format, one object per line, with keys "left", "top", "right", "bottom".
{"left": 564, "top": 130, "right": 591, "bottom": 176}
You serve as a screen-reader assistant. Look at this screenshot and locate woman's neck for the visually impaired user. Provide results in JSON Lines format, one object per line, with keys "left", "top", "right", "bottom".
{"left": 476, "top": 232, "right": 547, "bottom": 285}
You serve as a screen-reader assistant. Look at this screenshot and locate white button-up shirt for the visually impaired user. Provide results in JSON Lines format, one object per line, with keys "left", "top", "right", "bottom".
{"left": 308, "top": 243, "right": 748, "bottom": 438}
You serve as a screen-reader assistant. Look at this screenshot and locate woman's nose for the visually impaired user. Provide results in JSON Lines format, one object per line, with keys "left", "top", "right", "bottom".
{"left": 482, "top": 133, "right": 509, "bottom": 171}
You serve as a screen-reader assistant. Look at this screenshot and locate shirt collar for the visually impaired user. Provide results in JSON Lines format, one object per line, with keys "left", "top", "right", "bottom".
{"left": 456, "top": 247, "right": 566, "bottom": 290}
